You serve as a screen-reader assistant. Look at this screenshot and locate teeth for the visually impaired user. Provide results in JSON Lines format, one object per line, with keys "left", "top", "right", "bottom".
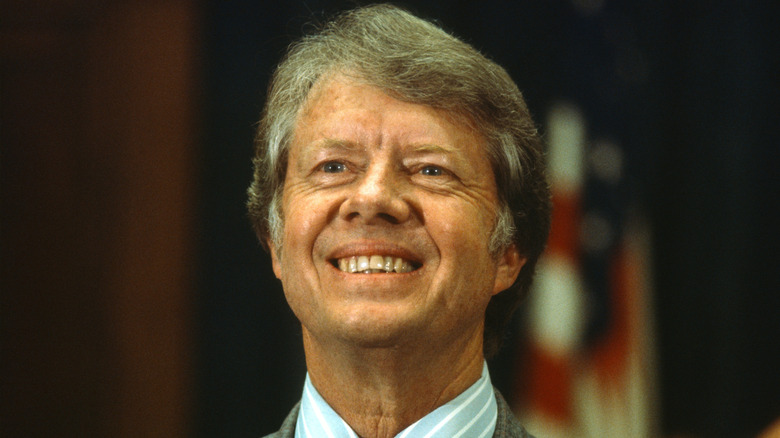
{"left": 357, "top": 256, "right": 370, "bottom": 271}
{"left": 370, "top": 255, "right": 384, "bottom": 270}
{"left": 349, "top": 257, "right": 357, "bottom": 273}
{"left": 336, "top": 255, "right": 415, "bottom": 273}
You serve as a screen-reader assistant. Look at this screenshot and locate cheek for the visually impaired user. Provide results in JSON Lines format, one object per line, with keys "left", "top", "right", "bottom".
{"left": 430, "top": 201, "right": 495, "bottom": 252}
{"left": 278, "top": 193, "right": 343, "bottom": 277}
{"left": 282, "top": 197, "right": 327, "bottom": 247}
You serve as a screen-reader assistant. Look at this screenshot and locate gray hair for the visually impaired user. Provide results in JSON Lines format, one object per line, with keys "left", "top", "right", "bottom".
{"left": 247, "top": 4, "right": 551, "bottom": 357}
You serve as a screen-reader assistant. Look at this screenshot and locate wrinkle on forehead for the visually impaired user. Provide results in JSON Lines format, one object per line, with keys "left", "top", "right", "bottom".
{"left": 298, "top": 71, "right": 484, "bottom": 142}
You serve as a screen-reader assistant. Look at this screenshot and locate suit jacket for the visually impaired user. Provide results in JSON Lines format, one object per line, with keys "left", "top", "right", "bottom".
{"left": 263, "top": 388, "right": 534, "bottom": 438}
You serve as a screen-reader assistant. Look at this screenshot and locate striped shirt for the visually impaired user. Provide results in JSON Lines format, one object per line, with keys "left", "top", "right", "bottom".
{"left": 294, "top": 362, "right": 497, "bottom": 438}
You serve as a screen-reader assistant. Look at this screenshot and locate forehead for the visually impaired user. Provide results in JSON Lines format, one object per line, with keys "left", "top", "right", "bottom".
{"left": 292, "top": 74, "right": 487, "bottom": 156}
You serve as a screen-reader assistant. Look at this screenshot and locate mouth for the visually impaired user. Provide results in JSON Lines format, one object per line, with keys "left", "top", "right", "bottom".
{"left": 331, "top": 255, "right": 420, "bottom": 274}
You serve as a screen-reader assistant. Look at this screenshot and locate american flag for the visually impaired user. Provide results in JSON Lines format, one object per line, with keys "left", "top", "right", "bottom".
{"left": 514, "top": 101, "right": 657, "bottom": 438}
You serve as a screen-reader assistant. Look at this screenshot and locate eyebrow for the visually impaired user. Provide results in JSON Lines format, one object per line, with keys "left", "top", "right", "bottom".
{"left": 303, "top": 139, "right": 458, "bottom": 158}
{"left": 407, "top": 143, "right": 456, "bottom": 156}
{"left": 315, "top": 138, "right": 365, "bottom": 152}
{"left": 296, "top": 139, "right": 365, "bottom": 167}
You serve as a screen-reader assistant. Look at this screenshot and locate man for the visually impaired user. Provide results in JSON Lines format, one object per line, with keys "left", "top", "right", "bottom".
{"left": 247, "top": 4, "right": 550, "bottom": 437}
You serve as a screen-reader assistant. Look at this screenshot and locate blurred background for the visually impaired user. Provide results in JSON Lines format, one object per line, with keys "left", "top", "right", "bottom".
{"left": 2, "top": 0, "right": 778, "bottom": 437}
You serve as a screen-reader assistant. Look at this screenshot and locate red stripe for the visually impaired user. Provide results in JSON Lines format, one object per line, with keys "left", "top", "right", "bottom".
{"left": 589, "top": 244, "right": 636, "bottom": 388}
{"left": 547, "top": 191, "right": 581, "bottom": 262}
{"left": 523, "top": 342, "right": 574, "bottom": 422}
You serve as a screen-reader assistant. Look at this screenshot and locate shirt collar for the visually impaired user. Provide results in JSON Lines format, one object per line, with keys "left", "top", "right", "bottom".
{"left": 295, "top": 362, "right": 497, "bottom": 438}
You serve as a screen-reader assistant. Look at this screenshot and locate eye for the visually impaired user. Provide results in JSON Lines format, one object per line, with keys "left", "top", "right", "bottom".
{"left": 321, "top": 161, "right": 346, "bottom": 173}
{"left": 420, "top": 165, "right": 444, "bottom": 176}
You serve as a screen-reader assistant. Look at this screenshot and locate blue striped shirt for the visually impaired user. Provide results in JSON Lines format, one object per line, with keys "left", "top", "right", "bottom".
{"left": 295, "top": 362, "right": 497, "bottom": 438}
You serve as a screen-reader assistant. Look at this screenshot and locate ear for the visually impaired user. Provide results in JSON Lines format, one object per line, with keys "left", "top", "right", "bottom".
{"left": 492, "top": 244, "right": 526, "bottom": 295}
{"left": 267, "top": 238, "right": 282, "bottom": 280}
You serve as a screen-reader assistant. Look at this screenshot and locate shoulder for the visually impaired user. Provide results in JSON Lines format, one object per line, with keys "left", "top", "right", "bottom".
{"left": 493, "top": 389, "right": 536, "bottom": 438}
{"left": 262, "top": 402, "right": 299, "bottom": 438}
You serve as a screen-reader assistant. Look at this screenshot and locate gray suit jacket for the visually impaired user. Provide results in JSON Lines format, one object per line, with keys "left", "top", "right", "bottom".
{"left": 263, "top": 388, "right": 534, "bottom": 438}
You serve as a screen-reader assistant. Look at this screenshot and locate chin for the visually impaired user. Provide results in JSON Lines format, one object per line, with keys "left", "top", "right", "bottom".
{"left": 331, "top": 306, "right": 428, "bottom": 348}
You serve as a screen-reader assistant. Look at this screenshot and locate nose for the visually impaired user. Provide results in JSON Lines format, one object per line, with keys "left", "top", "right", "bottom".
{"left": 340, "top": 160, "right": 411, "bottom": 225}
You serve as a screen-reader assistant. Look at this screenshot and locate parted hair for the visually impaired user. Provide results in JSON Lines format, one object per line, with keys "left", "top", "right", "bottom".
{"left": 247, "top": 4, "right": 551, "bottom": 358}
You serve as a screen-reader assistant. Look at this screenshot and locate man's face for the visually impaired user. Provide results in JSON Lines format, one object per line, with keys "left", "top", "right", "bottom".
{"left": 269, "top": 75, "right": 523, "bottom": 351}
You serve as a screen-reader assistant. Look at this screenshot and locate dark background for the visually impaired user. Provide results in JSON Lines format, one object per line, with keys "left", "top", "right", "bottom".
{"left": 2, "top": 1, "right": 778, "bottom": 437}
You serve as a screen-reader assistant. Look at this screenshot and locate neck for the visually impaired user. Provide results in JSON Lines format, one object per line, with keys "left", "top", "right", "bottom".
{"left": 301, "top": 327, "right": 485, "bottom": 438}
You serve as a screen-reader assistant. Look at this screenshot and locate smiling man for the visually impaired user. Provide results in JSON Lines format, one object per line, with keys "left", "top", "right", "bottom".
{"left": 248, "top": 5, "right": 551, "bottom": 438}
